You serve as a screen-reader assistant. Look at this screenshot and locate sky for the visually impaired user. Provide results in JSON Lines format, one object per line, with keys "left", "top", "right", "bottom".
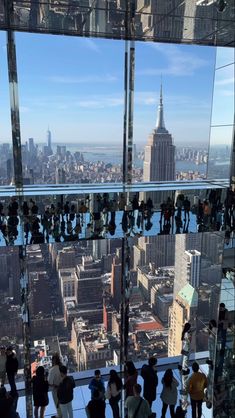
{"left": 0, "top": 31, "right": 234, "bottom": 147}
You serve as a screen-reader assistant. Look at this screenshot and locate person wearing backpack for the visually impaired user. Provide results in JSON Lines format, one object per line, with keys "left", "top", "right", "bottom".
{"left": 125, "top": 383, "right": 151, "bottom": 418}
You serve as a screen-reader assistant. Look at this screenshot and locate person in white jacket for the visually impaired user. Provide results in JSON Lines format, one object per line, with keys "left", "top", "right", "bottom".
{"left": 48, "top": 353, "right": 62, "bottom": 418}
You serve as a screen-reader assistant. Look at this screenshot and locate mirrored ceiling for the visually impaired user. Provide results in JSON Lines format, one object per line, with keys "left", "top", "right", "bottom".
{"left": 0, "top": 0, "right": 234, "bottom": 47}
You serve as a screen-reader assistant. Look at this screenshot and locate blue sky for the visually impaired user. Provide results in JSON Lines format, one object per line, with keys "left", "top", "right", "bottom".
{"left": 0, "top": 32, "right": 233, "bottom": 147}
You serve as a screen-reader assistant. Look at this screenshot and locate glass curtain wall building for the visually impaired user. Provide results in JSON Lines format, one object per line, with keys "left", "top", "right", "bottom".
{"left": 0, "top": 1, "right": 234, "bottom": 417}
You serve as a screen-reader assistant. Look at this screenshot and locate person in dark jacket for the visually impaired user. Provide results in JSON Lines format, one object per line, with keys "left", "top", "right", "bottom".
{"left": 141, "top": 357, "right": 158, "bottom": 408}
{"left": 32, "top": 366, "right": 49, "bottom": 418}
{"left": 88, "top": 369, "right": 105, "bottom": 400}
{"left": 106, "top": 369, "right": 122, "bottom": 418}
{"left": 6, "top": 347, "right": 18, "bottom": 397}
{"left": 87, "top": 389, "right": 106, "bottom": 418}
{"left": 0, "top": 387, "right": 16, "bottom": 418}
{"left": 124, "top": 361, "right": 138, "bottom": 399}
{"left": 57, "top": 365, "right": 75, "bottom": 418}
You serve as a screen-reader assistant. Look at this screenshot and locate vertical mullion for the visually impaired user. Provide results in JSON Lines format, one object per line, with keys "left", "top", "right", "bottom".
{"left": 20, "top": 246, "right": 33, "bottom": 418}
{"left": 6, "top": 28, "right": 23, "bottom": 190}
{"left": 127, "top": 40, "right": 135, "bottom": 185}
{"left": 120, "top": 237, "right": 131, "bottom": 417}
{"left": 123, "top": 40, "right": 129, "bottom": 185}
{"left": 5, "top": 3, "right": 32, "bottom": 417}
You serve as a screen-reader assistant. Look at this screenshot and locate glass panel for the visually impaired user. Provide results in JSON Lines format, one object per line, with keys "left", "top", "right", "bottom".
{"left": 1, "top": 1, "right": 234, "bottom": 47}
{"left": 195, "top": 231, "right": 224, "bottom": 352}
{"left": 0, "top": 246, "right": 24, "bottom": 402}
{"left": 27, "top": 239, "right": 122, "bottom": 373}
{"left": 15, "top": 33, "right": 124, "bottom": 185}
{"left": 207, "top": 125, "right": 234, "bottom": 179}
{"left": 133, "top": 43, "right": 215, "bottom": 183}
{"left": 215, "top": 47, "right": 235, "bottom": 69}
{"left": 211, "top": 63, "right": 234, "bottom": 126}
{"left": 0, "top": 31, "right": 14, "bottom": 185}
{"left": 213, "top": 268, "right": 235, "bottom": 418}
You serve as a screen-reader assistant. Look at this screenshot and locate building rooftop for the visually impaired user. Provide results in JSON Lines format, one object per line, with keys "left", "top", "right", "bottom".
{"left": 178, "top": 283, "right": 199, "bottom": 308}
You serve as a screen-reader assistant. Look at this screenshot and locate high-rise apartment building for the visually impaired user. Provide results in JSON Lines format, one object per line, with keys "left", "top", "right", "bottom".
{"left": 59, "top": 268, "right": 78, "bottom": 303}
{"left": 174, "top": 234, "right": 202, "bottom": 297}
{"left": 168, "top": 283, "right": 198, "bottom": 357}
{"left": 111, "top": 256, "right": 122, "bottom": 311}
{"left": 183, "top": 249, "right": 201, "bottom": 288}
{"left": 76, "top": 256, "right": 102, "bottom": 307}
{"left": 133, "top": 235, "right": 175, "bottom": 270}
{"left": 56, "top": 246, "right": 76, "bottom": 270}
{"left": 47, "top": 128, "right": 52, "bottom": 155}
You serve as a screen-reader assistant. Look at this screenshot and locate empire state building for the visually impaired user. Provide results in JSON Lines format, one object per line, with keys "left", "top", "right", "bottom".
{"left": 143, "top": 84, "right": 175, "bottom": 182}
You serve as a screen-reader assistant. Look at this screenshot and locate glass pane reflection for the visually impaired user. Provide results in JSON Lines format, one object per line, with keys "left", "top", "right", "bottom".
{"left": 15, "top": 33, "right": 125, "bottom": 186}
{"left": 0, "top": 186, "right": 232, "bottom": 246}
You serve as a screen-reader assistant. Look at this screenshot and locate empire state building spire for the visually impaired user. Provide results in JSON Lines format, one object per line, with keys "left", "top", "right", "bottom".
{"left": 156, "top": 82, "right": 167, "bottom": 133}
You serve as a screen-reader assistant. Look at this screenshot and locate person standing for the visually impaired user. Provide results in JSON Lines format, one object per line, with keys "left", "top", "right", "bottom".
{"left": 106, "top": 369, "right": 122, "bottom": 418}
{"left": 178, "top": 322, "right": 192, "bottom": 375}
{"left": 141, "top": 357, "right": 158, "bottom": 409}
{"left": 0, "top": 386, "right": 15, "bottom": 418}
{"left": 6, "top": 347, "right": 18, "bottom": 396}
{"left": 88, "top": 369, "right": 105, "bottom": 400}
{"left": 160, "top": 369, "right": 179, "bottom": 418}
{"left": 207, "top": 319, "right": 217, "bottom": 367}
{"left": 48, "top": 353, "right": 62, "bottom": 418}
{"left": 125, "top": 383, "right": 151, "bottom": 418}
{"left": 32, "top": 366, "right": 49, "bottom": 418}
{"left": 124, "top": 361, "right": 138, "bottom": 398}
{"left": 0, "top": 346, "right": 6, "bottom": 387}
{"left": 57, "top": 366, "right": 75, "bottom": 418}
{"left": 218, "top": 303, "right": 229, "bottom": 350}
{"left": 188, "top": 362, "right": 207, "bottom": 418}
{"left": 86, "top": 389, "right": 106, "bottom": 418}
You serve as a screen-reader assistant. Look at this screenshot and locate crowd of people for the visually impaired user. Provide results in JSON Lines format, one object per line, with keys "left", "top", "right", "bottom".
{"left": 0, "top": 351, "right": 212, "bottom": 418}
{"left": 0, "top": 305, "right": 231, "bottom": 418}
{"left": 0, "top": 187, "right": 234, "bottom": 245}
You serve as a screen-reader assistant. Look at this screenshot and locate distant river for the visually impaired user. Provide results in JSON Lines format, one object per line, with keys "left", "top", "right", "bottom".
{"left": 51, "top": 143, "right": 207, "bottom": 174}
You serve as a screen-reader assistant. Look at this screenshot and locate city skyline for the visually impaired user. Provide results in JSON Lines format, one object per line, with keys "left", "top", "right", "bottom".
{"left": 0, "top": 32, "right": 232, "bottom": 147}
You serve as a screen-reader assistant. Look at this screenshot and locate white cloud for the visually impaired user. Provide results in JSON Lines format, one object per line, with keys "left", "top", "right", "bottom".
{"left": 215, "top": 77, "right": 234, "bottom": 86}
{"left": 20, "top": 106, "right": 30, "bottom": 113}
{"left": 76, "top": 96, "right": 123, "bottom": 109}
{"left": 49, "top": 74, "right": 117, "bottom": 84}
{"left": 137, "top": 44, "right": 209, "bottom": 76}
{"left": 216, "top": 89, "right": 234, "bottom": 97}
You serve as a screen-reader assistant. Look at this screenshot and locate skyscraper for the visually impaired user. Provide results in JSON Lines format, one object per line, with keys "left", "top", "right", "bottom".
{"left": 183, "top": 250, "right": 201, "bottom": 289}
{"left": 143, "top": 84, "right": 175, "bottom": 183}
{"left": 174, "top": 234, "right": 202, "bottom": 297}
{"left": 168, "top": 283, "right": 198, "bottom": 357}
{"left": 111, "top": 256, "right": 122, "bottom": 311}
{"left": 47, "top": 127, "right": 53, "bottom": 155}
